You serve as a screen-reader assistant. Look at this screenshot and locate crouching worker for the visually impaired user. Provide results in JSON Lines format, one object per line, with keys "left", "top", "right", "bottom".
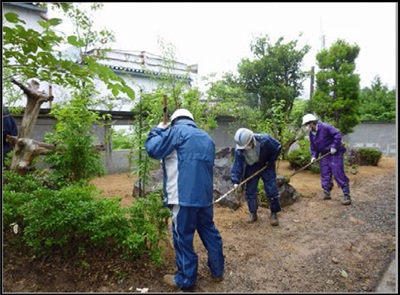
{"left": 145, "top": 108, "right": 225, "bottom": 291}
{"left": 231, "top": 128, "right": 282, "bottom": 226}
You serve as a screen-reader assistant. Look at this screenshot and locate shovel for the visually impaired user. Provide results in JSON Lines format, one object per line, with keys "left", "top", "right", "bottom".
{"left": 288, "top": 151, "right": 331, "bottom": 180}
{"left": 214, "top": 164, "right": 269, "bottom": 204}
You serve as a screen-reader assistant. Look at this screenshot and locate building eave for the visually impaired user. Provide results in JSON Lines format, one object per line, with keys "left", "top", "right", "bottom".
{"left": 108, "top": 65, "right": 193, "bottom": 82}
{"left": 3, "top": 2, "right": 47, "bottom": 13}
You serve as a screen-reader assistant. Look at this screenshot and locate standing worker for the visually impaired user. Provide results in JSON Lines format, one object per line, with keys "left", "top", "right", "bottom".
{"left": 302, "top": 114, "right": 351, "bottom": 205}
{"left": 145, "top": 108, "right": 225, "bottom": 291}
{"left": 231, "top": 128, "right": 282, "bottom": 225}
{"left": 2, "top": 106, "right": 18, "bottom": 170}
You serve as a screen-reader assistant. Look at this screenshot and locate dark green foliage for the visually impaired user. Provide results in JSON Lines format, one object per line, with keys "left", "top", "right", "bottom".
{"left": 3, "top": 172, "right": 170, "bottom": 264}
{"left": 286, "top": 139, "right": 311, "bottom": 169}
{"left": 3, "top": 172, "right": 42, "bottom": 228}
{"left": 43, "top": 97, "right": 106, "bottom": 187}
{"left": 347, "top": 148, "right": 382, "bottom": 166}
{"left": 287, "top": 148, "right": 311, "bottom": 170}
{"left": 359, "top": 76, "right": 396, "bottom": 121}
{"left": 311, "top": 39, "right": 361, "bottom": 135}
{"left": 3, "top": 3, "right": 170, "bottom": 268}
{"left": 286, "top": 139, "right": 320, "bottom": 174}
{"left": 359, "top": 148, "right": 382, "bottom": 166}
{"left": 125, "top": 193, "right": 171, "bottom": 263}
{"left": 237, "top": 34, "right": 311, "bottom": 144}
{"left": 18, "top": 184, "right": 101, "bottom": 255}
{"left": 111, "top": 129, "right": 135, "bottom": 150}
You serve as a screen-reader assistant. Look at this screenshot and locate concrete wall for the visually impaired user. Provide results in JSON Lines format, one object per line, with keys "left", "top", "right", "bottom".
{"left": 103, "top": 149, "right": 132, "bottom": 175}
{"left": 208, "top": 118, "right": 237, "bottom": 148}
{"left": 11, "top": 116, "right": 396, "bottom": 174}
{"left": 16, "top": 116, "right": 107, "bottom": 146}
{"left": 211, "top": 120, "right": 397, "bottom": 157}
{"left": 343, "top": 121, "right": 396, "bottom": 157}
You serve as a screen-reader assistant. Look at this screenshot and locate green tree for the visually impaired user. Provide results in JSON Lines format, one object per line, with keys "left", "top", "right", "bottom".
{"left": 3, "top": 3, "right": 134, "bottom": 107}
{"left": 3, "top": 3, "right": 170, "bottom": 263}
{"left": 205, "top": 72, "right": 261, "bottom": 132}
{"left": 310, "top": 39, "right": 361, "bottom": 134}
{"left": 43, "top": 95, "right": 106, "bottom": 186}
{"left": 237, "top": 34, "right": 310, "bottom": 122}
{"left": 359, "top": 76, "right": 396, "bottom": 121}
{"left": 3, "top": 3, "right": 134, "bottom": 174}
{"left": 206, "top": 34, "right": 311, "bottom": 158}
{"left": 127, "top": 39, "right": 216, "bottom": 197}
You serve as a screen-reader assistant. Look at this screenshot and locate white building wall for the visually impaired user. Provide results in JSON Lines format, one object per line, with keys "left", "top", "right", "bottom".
{"left": 3, "top": 3, "right": 49, "bottom": 107}
{"left": 2, "top": 3, "right": 47, "bottom": 32}
{"left": 3, "top": 4, "right": 197, "bottom": 112}
{"left": 82, "top": 49, "right": 197, "bottom": 112}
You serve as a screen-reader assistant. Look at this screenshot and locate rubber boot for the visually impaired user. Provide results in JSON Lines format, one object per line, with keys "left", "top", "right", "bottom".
{"left": 270, "top": 212, "right": 279, "bottom": 226}
{"left": 321, "top": 190, "right": 331, "bottom": 200}
{"left": 342, "top": 194, "right": 352, "bottom": 205}
{"left": 248, "top": 212, "right": 258, "bottom": 223}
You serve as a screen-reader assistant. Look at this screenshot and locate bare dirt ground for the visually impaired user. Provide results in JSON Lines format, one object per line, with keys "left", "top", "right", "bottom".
{"left": 3, "top": 157, "right": 397, "bottom": 293}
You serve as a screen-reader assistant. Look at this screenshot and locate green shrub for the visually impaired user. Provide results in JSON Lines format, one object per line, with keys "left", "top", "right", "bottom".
{"left": 287, "top": 147, "right": 311, "bottom": 170}
{"left": 3, "top": 172, "right": 45, "bottom": 228}
{"left": 357, "top": 148, "right": 382, "bottom": 166}
{"left": 346, "top": 147, "right": 382, "bottom": 166}
{"left": 125, "top": 193, "right": 170, "bottom": 264}
{"left": 111, "top": 128, "right": 135, "bottom": 149}
{"left": 3, "top": 172, "right": 170, "bottom": 265}
{"left": 18, "top": 183, "right": 102, "bottom": 255}
{"left": 43, "top": 97, "right": 106, "bottom": 187}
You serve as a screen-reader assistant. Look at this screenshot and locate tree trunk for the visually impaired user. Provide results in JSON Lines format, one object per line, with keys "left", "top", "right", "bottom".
{"left": 7, "top": 135, "right": 56, "bottom": 174}
{"left": 9, "top": 78, "right": 54, "bottom": 173}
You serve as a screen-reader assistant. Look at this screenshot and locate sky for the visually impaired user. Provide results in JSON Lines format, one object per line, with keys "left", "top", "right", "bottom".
{"left": 49, "top": 2, "right": 397, "bottom": 98}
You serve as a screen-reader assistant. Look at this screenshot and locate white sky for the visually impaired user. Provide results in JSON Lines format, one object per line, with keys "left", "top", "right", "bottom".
{"left": 50, "top": 2, "right": 397, "bottom": 96}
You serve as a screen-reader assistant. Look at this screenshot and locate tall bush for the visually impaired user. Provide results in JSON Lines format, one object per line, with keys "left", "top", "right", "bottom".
{"left": 43, "top": 96, "right": 106, "bottom": 186}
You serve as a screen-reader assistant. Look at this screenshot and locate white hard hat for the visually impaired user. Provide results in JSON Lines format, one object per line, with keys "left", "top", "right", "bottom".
{"left": 234, "top": 128, "right": 254, "bottom": 149}
{"left": 302, "top": 114, "right": 318, "bottom": 125}
{"left": 171, "top": 108, "right": 194, "bottom": 122}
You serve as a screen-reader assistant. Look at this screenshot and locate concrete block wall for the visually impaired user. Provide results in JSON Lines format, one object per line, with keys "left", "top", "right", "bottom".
{"left": 12, "top": 116, "right": 396, "bottom": 175}
{"left": 103, "top": 149, "right": 132, "bottom": 174}
{"left": 343, "top": 121, "right": 396, "bottom": 157}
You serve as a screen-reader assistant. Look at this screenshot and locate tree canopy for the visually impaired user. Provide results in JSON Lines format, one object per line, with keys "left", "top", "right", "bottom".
{"left": 359, "top": 76, "right": 396, "bottom": 121}
{"left": 310, "top": 39, "right": 361, "bottom": 135}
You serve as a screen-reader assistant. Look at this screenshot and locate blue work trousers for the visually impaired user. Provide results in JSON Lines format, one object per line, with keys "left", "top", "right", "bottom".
{"left": 170, "top": 205, "right": 224, "bottom": 290}
{"left": 245, "top": 163, "right": 281, "bottom": 213}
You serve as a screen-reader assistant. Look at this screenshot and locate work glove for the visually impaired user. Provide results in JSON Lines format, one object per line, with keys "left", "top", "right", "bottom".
{"left": 310, "top": 157, "right": 316, "bottom": 164}
{"left": 330, "top": 147, "right": 337, "bottom": 155}
{"left": 233, "top": 184, "right": 240, "bottom": 190}
{"left": 157, "top": 122, "right": 170, "bottom": 129}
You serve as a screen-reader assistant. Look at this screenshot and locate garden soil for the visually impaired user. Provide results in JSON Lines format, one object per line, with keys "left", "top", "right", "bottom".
{"left": 3, "top": 157, "right": 397, "bottom": 293}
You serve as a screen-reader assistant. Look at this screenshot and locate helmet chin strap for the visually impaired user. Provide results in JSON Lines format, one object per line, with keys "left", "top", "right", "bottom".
{"left": 244, "top": 138, "right": 254, "bottom": 150}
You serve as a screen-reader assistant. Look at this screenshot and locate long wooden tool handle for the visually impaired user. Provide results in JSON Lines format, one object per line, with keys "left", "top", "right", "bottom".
{"left": 163, "top": 94, "right": 168, "bottom": 125}
{"left": 290, "top": 151, "right": 331, "bottom": 177}
{"left": 214, "top": 164, "right": 268, "bottom": 203}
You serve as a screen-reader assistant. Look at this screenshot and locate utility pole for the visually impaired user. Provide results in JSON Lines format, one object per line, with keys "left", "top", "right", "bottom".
{"left": 320, "top": 17, "right": 326, "bottom": 50}
{"left": 309, "top": 66, "right": 315, "bottom": 100}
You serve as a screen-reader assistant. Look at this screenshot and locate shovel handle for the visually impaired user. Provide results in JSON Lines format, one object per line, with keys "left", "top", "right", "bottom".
{"left": 290, "top": 151, "right": 331, "bottom": 177}
{"left": 163, "top": 94, "right": 168, "bottom": 125}
{"left": 214, "top": 164, "right": 268, "bottom": 204}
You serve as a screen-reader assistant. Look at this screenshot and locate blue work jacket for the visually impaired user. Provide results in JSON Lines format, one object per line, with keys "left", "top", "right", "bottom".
{"left": 145, "top": 119, "right": 215, "bottom": 207}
